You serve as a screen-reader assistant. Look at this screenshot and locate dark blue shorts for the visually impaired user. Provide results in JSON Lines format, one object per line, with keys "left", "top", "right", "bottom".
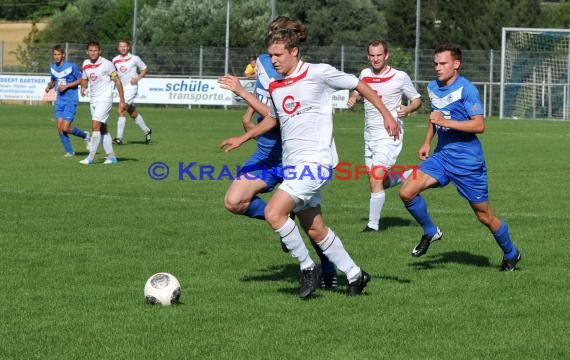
{"left": 238, "top": 151, "right": 283, "bottom": 193}
{"left": 55, "top": 102, "right": 78, "bottom": 121}
{"left": 421, "top": 152, "right": 488, "bottom": 203}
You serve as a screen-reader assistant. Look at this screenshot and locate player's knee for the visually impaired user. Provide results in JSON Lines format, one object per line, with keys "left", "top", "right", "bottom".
{"left": 263, "top": 206, "right": 284, "bottom": 229}
{"left": 223, "top": 195, "right": 245, "bottom": 214}
{"left": 399, "top": 187, "right": 414, "bottom": 202}
{"left": 475, "top": 211, "right": 494, "bottom": 226}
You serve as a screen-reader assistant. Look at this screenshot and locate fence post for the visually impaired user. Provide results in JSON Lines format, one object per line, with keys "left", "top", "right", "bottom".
{"left": 341, "top": 45, "right": 344, "bottom": 72}
{"left": 488, "top": 49, "right": 493, "bottom": 117}
{"left": 0, "top": 40, "right": 3, "bottom": 72}
{"left": 199, "top": 46, "right": 203, "bottom": 77}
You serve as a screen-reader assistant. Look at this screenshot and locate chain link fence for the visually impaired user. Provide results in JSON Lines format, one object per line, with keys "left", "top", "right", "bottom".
{"left": 1, "top": 41, "right": 502, "bottom": 116}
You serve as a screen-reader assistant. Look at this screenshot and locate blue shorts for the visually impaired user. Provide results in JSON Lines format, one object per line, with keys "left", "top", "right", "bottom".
{"left": 421, "top": 152, "right": 488, "bottom": 203}
{"left": 238, "top": 151, "right": 282, "bottom": 193}
{"left": 55, "top": 102, "right": 78, "bottom": 121}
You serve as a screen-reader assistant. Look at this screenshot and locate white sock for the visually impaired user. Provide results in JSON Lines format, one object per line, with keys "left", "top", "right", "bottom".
{"left": 134, "top": 114, "right": 150, "bottom": 134}
{"left": 88, "top": 131, "right": 101, "bottom": 161}
{"left": 317, "top": 228, "right": 361, "bottom": 283}
{"left": 117, "top": 117, "right": 126, "bottom": 139}
{"left": 276, "top": 218, "right": 315, "bottom": 270}
{"left": 102, "top": 133, "right": 115, "bottom": 157}
{"left": 367, "top": 191, "right": 386, "bottom": 230}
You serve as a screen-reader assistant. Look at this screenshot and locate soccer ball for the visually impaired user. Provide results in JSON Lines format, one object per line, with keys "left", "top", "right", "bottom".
{"left": 144, "top": 272, "right": 181, "bottom": 306}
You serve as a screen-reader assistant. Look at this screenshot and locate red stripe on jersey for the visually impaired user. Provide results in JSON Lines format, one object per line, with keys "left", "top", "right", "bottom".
{"left": 113, "top": 57, "right": 132, "bottom": 65}
{"left": 268, "top": 66, "right": 309, "bottom": 95}
{"left": 362, "top": 73, "right": 396, "bottom": 84}
{"left": 83, "top": 63, "right": 102, "bottom": 70}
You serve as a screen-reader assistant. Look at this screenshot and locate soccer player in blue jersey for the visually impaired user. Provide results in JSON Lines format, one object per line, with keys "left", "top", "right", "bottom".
{"left": 399, "top": 43, "right": 521, "bottom": 271}
{"left": 218, "top": 53, "right": 339, "bottom": 290}
{"left": 45, "top": 45, "right": 89, "bottom": 157}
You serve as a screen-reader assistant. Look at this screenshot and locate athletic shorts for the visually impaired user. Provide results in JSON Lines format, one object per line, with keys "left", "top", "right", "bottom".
{"left": 364, "top": 127, "right": 403, "bottom": 168}
{"left": 420, "top": 152, "right": 489, "bottom": 203}
{"left": 55, "top": 102, "right": 78, "bottom": 121}
{"left": 278, "top": 164, "right": 331, "bottom": 213}
{"left": 89, "top": 101, "right": 112, "bottom": 123}
{"left": 238, "top": 151, "right": 283, "bottom": 192}
{"left": 124, "top": 89, "right": 137, "bottom": 106}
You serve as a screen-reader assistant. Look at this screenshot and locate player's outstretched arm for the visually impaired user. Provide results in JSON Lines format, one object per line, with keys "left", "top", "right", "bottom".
{"left": 430, "top": 111, "right": 485, "bottom": 134}
{"left": 220, "top": 115, "right": 278, "bottom": 152}
{"left": 218, "top": 74, "right": 270, "bottom": 117}
{"left": 355, "top": 80, "right": 400, "bottom": 139}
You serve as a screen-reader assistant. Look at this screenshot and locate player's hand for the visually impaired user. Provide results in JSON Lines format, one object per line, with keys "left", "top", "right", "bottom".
{"left": 57, "top": 84, "right": 67, "bottom": 92}
{"left": 220, "top": 136, "right": 244, "bottom": 153}
{"left": 44, "top": 86, "right": 50, "bottom": 93}
{"left": 80, "top": 88, "right": 87, "bottom": 97}
{"left": 218, "top": 75, "right": 244, "bottom": 95}
{"left": 384, "top": 117, "right": 401, "bottom": 140}
{"left": 418, "top": 143, "right": 431, "bottom": 160}
{"left": 397, "top": 105, "right": 409, "bottom": 118}
{"left": 429, "top": 111, "right": 447, "bottom": 127}
{"left": 346, "top": 96, "right": 357, "bottom": 109}
{"left": 130, "top": 77, "right": 138, "bottom": 85}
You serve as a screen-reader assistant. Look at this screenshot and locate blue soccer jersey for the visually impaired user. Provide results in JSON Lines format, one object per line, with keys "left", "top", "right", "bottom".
{"left": 50, "top": 60, "right": 81, "bottom": 105}
{"left": 427, "top": 75, "right": 485, "bottom": 172}
{"left": 254, "top": 54, "right": 282, "bottom": 162}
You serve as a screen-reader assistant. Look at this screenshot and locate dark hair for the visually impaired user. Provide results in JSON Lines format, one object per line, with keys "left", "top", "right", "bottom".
{"left": 435, "top": 42, "right": 462, "bottom": 62}
{"left": 52, "top": 44, "right": 65, "bottom": 54}
{"left": 86, "top": 40, "right": 101, "bottom": 50}
{"left": 265, "top": 16, "right": 308, "bottom": 50}
{"left": 367, "top": 39, "right": 389, "bottom": 54}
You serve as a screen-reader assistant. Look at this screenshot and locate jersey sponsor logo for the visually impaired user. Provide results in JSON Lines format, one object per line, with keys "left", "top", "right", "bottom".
{"left": 281, "top": 95, "right": 301, "bottom": 115}
{"left": 362, "top": 73, "right": 396, "bottom": 83}
{"left": 89, "top": 72, "right": 98, "bottom": 81}
{"left": 119, "top": 65, "right": 128, "bottom": 73}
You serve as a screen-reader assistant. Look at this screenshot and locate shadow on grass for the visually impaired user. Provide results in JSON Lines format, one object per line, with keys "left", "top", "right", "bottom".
{"left": 359, "top": 216, "right": 412, "bottom": 230}
{"left": 410, "top": 251, "right": 491, "bottom": 270}
{"left": 241, "top": 263, "right": 299, "bottom": 284}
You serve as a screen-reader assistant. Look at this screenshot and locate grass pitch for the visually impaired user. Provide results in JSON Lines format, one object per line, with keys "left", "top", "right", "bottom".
{"left": 0, "top": 103, "right": 568, "bottom": 359}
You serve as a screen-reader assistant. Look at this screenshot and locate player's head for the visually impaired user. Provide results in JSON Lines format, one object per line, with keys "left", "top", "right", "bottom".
{"left": 265, "top": 16, "right": 307, "bottom": 76}
{"left": 86, "top": 40, "right": 101, "bottom": 63}
{"left": 367, "top": 40, "right": 390, "bottom": 73}
{"left": 52, "top": 44, "right": 65, "bottom": 65}
{"left": 433, "top": 42, "right": 462, "bottom": 85}
{"left": 117, "top": 40, "right": 130, "bottom": 56}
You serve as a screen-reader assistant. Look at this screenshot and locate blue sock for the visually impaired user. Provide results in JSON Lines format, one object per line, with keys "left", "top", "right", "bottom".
{"left": 59, "top": 133, "right": 73, "bottom": 153}
{"left": 404, "top": 195, "right": 438, "bottom": 236}
{"left": 493, "top": 220, "right": 517, "bottom": 259}
{"left": 243, "top": 196, "right": 266, "bottom": 220}
{"left": 71, "top": 127, "right": 87, "bottom": 139}
{"left": 311, "top": 240, "right": 336, "bottom": 274}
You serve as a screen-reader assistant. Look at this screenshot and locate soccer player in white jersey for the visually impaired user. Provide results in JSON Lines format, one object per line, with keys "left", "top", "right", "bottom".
{"left": 221, "top": 17, "right": 400, "bottom": 298}
{"left": 79, "top": 40, "right": 125, "bottom": 165}
{"left": 347, "top": 40, "right": 422, "bottom": 232}
{"left": 112, "top": 40, "right": 152, "bottom": 145}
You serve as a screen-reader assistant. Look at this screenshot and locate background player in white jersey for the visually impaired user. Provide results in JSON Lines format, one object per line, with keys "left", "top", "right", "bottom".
{"left": 112, "top": 40, "right": 152, "bottom": 145}
{"left": 80, "top": 40, "right": 125, "bottom": 165}
{"left": 347, "top": 40, "right": 422, "bottom": 232}
{"left": 221, "top": 17, "right": 400, "bottom": 298}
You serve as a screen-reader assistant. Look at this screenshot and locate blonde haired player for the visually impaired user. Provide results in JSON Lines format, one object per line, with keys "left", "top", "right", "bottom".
{"left": 80, "top": 40, "right": 125, "bottom": 165}
{"left": 112, "top": 40, "right": 152, "bottom": 145}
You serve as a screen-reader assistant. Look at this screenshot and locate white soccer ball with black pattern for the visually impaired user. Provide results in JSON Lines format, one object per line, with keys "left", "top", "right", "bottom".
{"left": 144, "top": 272, "right": 181, "bottom": 306}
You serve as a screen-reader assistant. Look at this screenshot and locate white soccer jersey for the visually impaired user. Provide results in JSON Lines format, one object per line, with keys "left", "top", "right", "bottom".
{"left": 268, "top": 61, "right": 358, "bottom": 167}
{"left": 112, "top": 53, "right": 147, "bottom": 91}
{"left": 82, "top": 57, "right": 117, "bottom": 103}
{"left": 360, "top": 66, "right": 420, "bottom": 140}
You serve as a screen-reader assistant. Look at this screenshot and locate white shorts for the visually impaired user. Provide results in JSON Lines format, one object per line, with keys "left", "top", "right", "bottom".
{"left": 124, "top": 89, "right": 137, "bottom": 106}
{"left": 364, "top": 128, "right": 404, "bottom": 169}
{"left": 278, "top": 164, "right": 331, "bottom": 213}
{"left": 90, "top": 101, "right": 112, "bottom": 123}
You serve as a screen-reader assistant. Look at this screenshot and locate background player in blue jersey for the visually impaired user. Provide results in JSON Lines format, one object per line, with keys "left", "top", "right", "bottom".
{"left": 45, "top": 44, "right": 89, "bottom": 157}
{"left": 399, "top": 43, "right": 521, "bottom": 271}
{"left": 218, "top": 53, "right": 338, "bottom": 290}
